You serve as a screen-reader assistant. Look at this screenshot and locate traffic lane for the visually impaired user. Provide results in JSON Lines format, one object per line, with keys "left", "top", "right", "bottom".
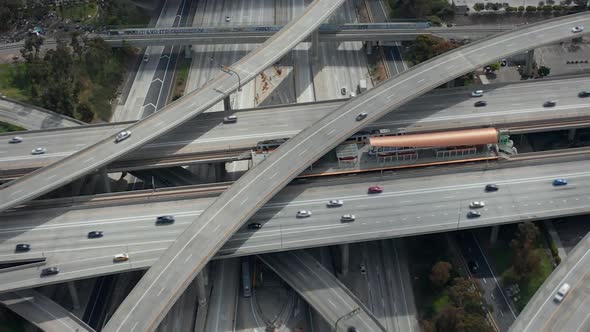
{"left": 509, "top": 232, "right": 590, "bottom": 332}
{"left": 549, "top": 277, "right": 590, "bottom": 332}
{"left": 0, "top": 167, "right": 589, "bottom": 291}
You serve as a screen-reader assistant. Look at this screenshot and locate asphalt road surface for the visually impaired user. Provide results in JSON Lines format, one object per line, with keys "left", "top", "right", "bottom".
{"left": 103, "top": 13, "right": 590, "bottom": 332}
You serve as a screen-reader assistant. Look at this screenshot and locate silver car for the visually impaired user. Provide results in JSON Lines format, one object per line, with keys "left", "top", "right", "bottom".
{"left": 9, "top": 136, "right": 22, "bottom": 144}
{"left": 115, "top": 130, "right": 131, "bottom": 143}
{"left": 31, "top": 147, "right": 46, "bottom": 155}
{"left": 327, "top": 199, "right": 343, "bottom": 207}
{"left": 341, "top": 214, "right": 356, "bottom": 222}
{"left": 469, "top": 201, "right": 485, "bottom": 209}
{"left": 296, "top": 210, "right": 312, "bottom": 218}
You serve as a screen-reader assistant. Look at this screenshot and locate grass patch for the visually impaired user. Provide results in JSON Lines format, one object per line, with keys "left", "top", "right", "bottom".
{"left": 58, "top": 1, "right": 98, "bottom": 23}
{"left": 515, "top": 249, "right": 553, "bottom": 311}
{"left": 0, "top": 63, "right": 31, "bottom": 102}
{"left": 0, "top": 121, "right": 25, "bottom": 133}
{"left": 432, "top": 293, "right": 450, "bottom": 313}
{"left": 0, "top": 319, "right": 24, "bottom": 332}
{"left": 171, "top": 58, "right": 191, "bottom": 101}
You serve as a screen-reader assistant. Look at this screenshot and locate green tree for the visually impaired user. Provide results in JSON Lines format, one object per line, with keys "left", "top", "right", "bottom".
{"left": 430, "top": 261, "right": 452, "bottom": 287}
{"left": 448, "top": 278, "right": 489, "bottom": 316}
{"left": 526, "top": 5, "right": 537, "bottom": 11}
{"left": 509, "top": 222, "right": 542, "bottom": 281}
{"left": 473, "top": 2, "right": 485, "bottom": 11}
{"left": 76, "top": 101, "right": 94, "bottom": 123}
{"left": 435, "top": 307, "right": 463, "bottom": 332}
{"left": 20, "top": 34, "right": 44, "bottom": 62}
{"left": 489, "top": 62, "right": 501, "bottom": 71}
{"left": 70, "top": 31, "right": 84, "bottom": 60}
{"left": 518, "top": 5, "right": 525, "bottom": 11}
{"left": 538, "top": 66, "right": 551, "bottom": 77}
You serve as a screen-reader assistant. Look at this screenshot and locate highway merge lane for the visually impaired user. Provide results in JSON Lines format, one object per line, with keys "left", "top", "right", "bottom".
{"left": 103, "top": 13, "right": 590, "bottom": 332}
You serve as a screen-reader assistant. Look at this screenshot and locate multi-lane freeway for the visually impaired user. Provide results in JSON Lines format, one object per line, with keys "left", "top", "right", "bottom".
{"left": 0, "top": 0, "right": 347, "bottom": 212}
{"left": 260, "top": 250, "right": 385, "bottom": 331}
{"left": 103, "top": 13, "right": 590, "bottom": 332}
{"left": 2, "top": 75, "right": 590, "bottom": 178}
{"left": 509, "top": 232, "right": 590, "bottom": 332}
{"left": 2, "top": 156, "right": 590, "bottom": 293}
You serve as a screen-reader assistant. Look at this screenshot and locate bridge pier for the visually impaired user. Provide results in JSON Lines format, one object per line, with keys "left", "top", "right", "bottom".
{"left": 184, "top": 45, "right": 192, "bottom": 59}
{"left": 101, "top": 168, "right": 111, "bottom": 193}
{"left": 568, "top": 128, "right": 576, "bottom": 142}
{"left": 311, "top": 30, "right": 320, "bottom": 61}
{"left": 196, "top": 271, "right": 207, "bottom": 306}
{"left": 223, "top": 96, "right": 232, "bottom": 111}
{"left": 339, "top": 243, "right": 349, "bottom": 277}
{"left": 67, "top": 281, "right": 80, "bottom": 310}
{"left": 490, "top": 225, "right": 500, "bottom": 244}
{"left": 524, "top": 49, "right": 535, "bottom": 77}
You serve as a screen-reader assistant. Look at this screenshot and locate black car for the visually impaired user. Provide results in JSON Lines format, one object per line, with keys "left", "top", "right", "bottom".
{"left": 579, "top": 91, "right": 590, "bottom": 98}
{"left": 41, "top": 266, "right": 59, "bottom": 277}
{"left": 248, "top": 223, "right": 262, "bottom": 230}
{"left": 348, "top": 327, "right": 359, "bottom": 332}
{"left": 485, "top": 184, "right": 499, "bottom": 192}
{"left": 468, "top": 260, "right": 480, "bottom": 273}
{"left": 474, "top": 101, "right": 487, "bottom": 107}
{"left": 15, "top": 244, "right": 30, "bottom": 252}
{"left": 156, "top": 215, "right": 175, "bottom": 225}
{"left": 543, "top": 100, "right": 556, "bottom": 107}
{"left": 87, "top": 231, "right": 103, "bottom": 238}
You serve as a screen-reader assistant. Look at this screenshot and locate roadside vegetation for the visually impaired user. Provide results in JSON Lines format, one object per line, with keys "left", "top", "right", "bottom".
{"left": 405, "top": 35, "right": 460, "bottom": 65}
{"left": 171, "top": 58, "right": 192, "bottom": 101}
{"left": 488, "top": 222, "right": 554, "bottom": 311}
{"left": 0, "top": 121, "right": 24, "bottom": 134}
{"left": 408, "top": 234, "right": 494, "bottom": 332}
{"left": 387, "top": 0, "right": 455, "bottom": 25}
{"left": 2, "top": 34, "right": 136, "bottom": 122}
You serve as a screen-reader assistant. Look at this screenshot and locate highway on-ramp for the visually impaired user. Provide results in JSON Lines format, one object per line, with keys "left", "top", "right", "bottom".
{"left": 0, "top": 0, "right": 346, "bottom": 212}
{"left": 104, "top": 13, "right": 590, "bottom": 332}
{"left": 509, "top": 232, "right": 590, "bottom": 332}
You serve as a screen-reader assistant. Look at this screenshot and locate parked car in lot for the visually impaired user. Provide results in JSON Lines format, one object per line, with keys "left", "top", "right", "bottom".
{"left": 553, "top": 179, "right": 568, "bottom": 186}
{"left": 248, "top": 222, "right": 262, "bottom": 230}
{"left": 467, "top": 211, "right": 481, "bottom": 218}
{"left": 41, "top": 266, "right": 59, "bottom": 277}
{"left": 223, "top": 115, "right": 237, "bottom": 123}
{"left": 296, "top": 210, "right": 312, "bottom": 218}
{"left": 341, "top": 214, "right": 356, "bottom": 222}
{"left": 15, "top": 244, "right": 31, "bottom": 252}
{"left": 8, "top": 136, "right": 22, "bottom": 144}
{"left": 543, "top": 100, "right": 557, "bottom": 107}
{"left": 469, "top": 201, "right": 485, "bottom": 209}
{"left": 471, "top": 90, "right": 484, "bottom": 97}
{"left": 474, "top": 101, "right": 487, "bottom": 107}
{"left": 156, "top": 215, "right": 175, "bottom": 225}
{"left": 554, "top": 283, "right": 571, "bottom": 302}
{"left": 327, "top": 199, "right": 343, "bottom": 207}
{"left": 368, "top": 186, "right": 383, "bottom": 194}
{"left": 31, "top": 147, "right": 46, "bottom": 155}
{"left": 485, "top": 184, "right": 499, "bottom": 192}
{"left": 113, "top": 253, "right": 129, "bottom": 262}
{"left": 87, "top": 231, "right": 104, "bottom": 238}
{"left": 115, "top": 130, "right": 131, "bottom": 143}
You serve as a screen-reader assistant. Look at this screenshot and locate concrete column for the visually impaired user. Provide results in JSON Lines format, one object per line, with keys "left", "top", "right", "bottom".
{"left": 568, "top": 128, "right": 576, "bottom": 142}
{"left": 196, "top": 272, "right": 207, "bottom": 306}
{"left": 223, "top": 96, "right": 231, "bottom": 111}
{"left": 365, "top": 41, "right": 373, "bottom": 55}
{"left": 446, "top": 79, "right": 455, "bottom": 88}
{"left": 311, "top": 30, "right": 319, "bottom": 61}
{"left": 490, "top": 225, "right": 500, "bottom": 244}
{"left": 215, "top": 163, "right": 226, "bottom": 182}
{"left": 339, "top": 244, "right": 349, "bottom": 276}
{"left": 184, "top": 45, "right": 192, "bottom": 59}
{"left": 70, "top": 177, "right": 84, "bottom": 196}
{"left": 101, "top": 168, "right": 111, "bottom": 193}
{"left": 524, "top": 49, "right": 535, "bottom": 77}
{"left": 67, "top": 281, "right": 80, "bottom": 310}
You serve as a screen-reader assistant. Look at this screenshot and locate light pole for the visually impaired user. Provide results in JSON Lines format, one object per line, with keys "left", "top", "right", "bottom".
{"left": 221, "top": 65, "right": 242, "bottom": 91}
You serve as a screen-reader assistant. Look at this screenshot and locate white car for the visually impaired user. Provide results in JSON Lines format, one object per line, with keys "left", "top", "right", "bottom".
{"left": 572, "top": 26, "right": 584, "bottom": 33}
{"left": 296, "top": 210, "right": 312, "bottom": 218}
{"left": 350, "top": 92, "right": 356, "bottom": 98}
{"left": 8, "top": 136, "right": 22, "bottom": 144}
{"left": 554, "top": 283, "right": 570, "bottom": 302}
{"left": 223, "top": 115, "right": 237, "bottom": 124}
{"left": 31, "top": 147, "right": 46, "bottom": 155}
{"left": 470, "top": 201, "right": 485, "bottom": 209}
{"left": 115, "top": 130, "right": 131, "bottom": 143}
{"left": 113, "top": 253, "right": 129, "bottom": 262}
{"left": 327, "top": 199, "right": 343, "bottom": 207}
{"left": 341, "top": 214, "right": 356, "bottom": 222}
{"left": 471, "top": 90, "right": 484, "bottom": 97}
{"left": 225, "top": 16, "right": 231, "bottom": 22}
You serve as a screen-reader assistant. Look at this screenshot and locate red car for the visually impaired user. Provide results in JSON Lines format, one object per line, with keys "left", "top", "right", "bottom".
{"left": 368, "top": 186, "right": 383, "bottom": 194}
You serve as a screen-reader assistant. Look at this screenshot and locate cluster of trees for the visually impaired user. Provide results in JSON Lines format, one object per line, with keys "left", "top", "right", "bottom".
{"left": 0, "top": 0, "right": 52, "bottom": 32}
{"left": 17, "top": 33, "right": 134, "bottom": 122}
{"left": 473, "top": 0, "right": 587, "bottom": 12}
{"left": 97, "top": 0, "right": 146, "bottom": 26}
{"left": 387, "top": 0, "right": 455, "bottom": 22}
{"left": 423, "top": 262, "right": 494, "bottom": 332}
{"left": 406, "top": 35, "right": 460, "bottom": 65}
{"left": 502, "top": 222, "right": 543, "bottom": 284}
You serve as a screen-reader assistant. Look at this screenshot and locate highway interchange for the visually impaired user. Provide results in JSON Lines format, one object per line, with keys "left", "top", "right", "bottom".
{"left": 102, "top": 13, "right": 590, "bottom": 332}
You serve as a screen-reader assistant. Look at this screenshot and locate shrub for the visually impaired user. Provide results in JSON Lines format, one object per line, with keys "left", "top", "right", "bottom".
{"left": 518, "top": 5, "right": 525, "bottom": 11}
{"left": 542, "top": 5, "right": 554, "bottom": 11}
{"left": 552, "top": 5, "right": 562, "bottom": 10}
{"left": 506, "top": 6, "right": 517, "bottom": 11}
{"left": 473, "top": 2, "right": 485, "bottom": 11}
{"left": 526, "top": 5, "right": 537, "bottom": 11}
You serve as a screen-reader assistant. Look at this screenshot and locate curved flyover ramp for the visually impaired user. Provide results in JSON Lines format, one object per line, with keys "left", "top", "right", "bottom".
{"left": 0, "top": 289, "right": 94, "bottom": 332}
{"left": 260, "top": 250, "right": 385, "bottom": 332}
{"left": 0, "top": 97, "right": 84, "bottom": 130}
{"left": 103, "top": 12, "right": 590, "bottom": 332}
{"left": 0, "top": 0, "right": 346, "bottom": 212}
{"left": 509, "top": 232, "right": 590, "bottom": 332}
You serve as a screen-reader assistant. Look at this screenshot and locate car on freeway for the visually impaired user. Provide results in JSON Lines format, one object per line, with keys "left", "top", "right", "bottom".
{"left": 368, "top": 186, "right": 383, "bottom": 194}
{"left": 248, "top": 222, "right": 262, "bottom": 230}
{"left": 543, "top": 100, "right": 557, "bottom": 107}
{"left": 501, "top": 59, "right": 507, "bottom": 67}
{"left": 467, "top": 211, "right": 481, "bottom": 218}
{"left": 87, "top": 231, "right": 104, "bottom": 238}
{"left": 360, "top": 263, "right": 367, "bottom": 274}
{"left": 485, "top": 184, "right": 499, "bottom": 192}
{"left": 468, "top": 260, "right": 479, "bottom": 273}
{"left": 41, "top": 266, "right": 59, "bottom": 277}
{"left": 469, "top": 201, "right": 485, "bottom": 209}
{"left": 348, "top": 328, "right": 359, "bottom": 332}
{"left": 554, "top": 283, "right": 571, "bottom": 302}
{"left": 471, "top": 90, "right": 484, "bottom": 97}
{"left": 572, "top": 26, "right": 584, "bottom": 33}
{"left": 340, "top": 87, "right": 347, "bottom": 95}
{"left": 156, "top": 215, "right": 175, "bottom": 225}
{"left": 553, "top": 179, "right": 568, "bottom": 186}
{"left": 223, "top": 115, "right": 237, "bottom": 124}
{"left": 31, "top": 147, "right": 46, "bottom": 155}
{"left": 355, "top": 112, "right": 368, "bottom": 121}
{"left": 474, "top": 100, "right": 487, "bottom": 107}
{"left": 579, "top": 91, "right": 590, "bottom": 98}
{"left": 8, "top": 136, "right": 22, "bottom": 144}
{"left": 341, "top": 214, "right": 356, "bottom": 222}
{"left": 350, "top": 92, "right": 356, "bottom": 98}
{"left": 225, "top": 16, "right": 231, "bottom": 22}
{"left": 327, "top": 199, "right": 343, "bottom": 207}
{"left": 143, "top": 54, "right": 149, "bottom": 62}
{"left": 296, "top": 210, "right": 312, "bottom": 218}
{"left": 115, "top": 130, "right": 131, "bottom": 143}
{"left": 15, "top": 244, "right": 31, "bottom": 252}
{"left": 113, "top": 253, "right": 129, "bottom": 262}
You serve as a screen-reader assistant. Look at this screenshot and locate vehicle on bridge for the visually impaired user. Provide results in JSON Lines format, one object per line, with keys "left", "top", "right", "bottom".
{"left": 242, "top": 259, "right": 252, "bottom": 298}
{"left": 553, "top": 179, "right": 568, "bottom": 186}
{"left": 554, "top": 283, "right": 570, "bottom": 302}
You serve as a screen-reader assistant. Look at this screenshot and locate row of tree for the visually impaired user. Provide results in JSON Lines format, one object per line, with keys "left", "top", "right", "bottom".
{"left": 502, "top": 222, "right": 543, "bottom": 284}
{"left": 405, "top": 35, "right": 461, "bottom": 65}
{"left": 387, "top": 0, "right": 455, "bottom": 21}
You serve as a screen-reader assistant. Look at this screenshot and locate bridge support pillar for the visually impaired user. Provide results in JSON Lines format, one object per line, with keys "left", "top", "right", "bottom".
{"left": 184, "top": 45, "right": 192, "bottom": 59}
{"left": 311, "top": 30, "right": 319, "bottom": 61}
{"left": 223, "top": 96, "right": 231, "bottom": 111}
{"left": 568, "top": 128, "right": 576, "bottom": 142}
{"left": 339, "top": 244, "right": 349, "bottom": 277}
{"left": 101, "top": 168, "right": 111, "bottom": 193}
{"left": 490, "top": 225, "right": 500, "bottom": 244}
{"left": 446, "top": 79, "right": 455, "bottom": 88}
{"left": 68, "top": 281, "right": 80, "bottom": 310}
{"left": 196, "top": 272, "right": 207, "bottom": 306}
{"left": 70, "top": 177, "right": 84, "bottom": 196}
{"left": 524, "top": 49, "right": 535, "bottom": 77}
